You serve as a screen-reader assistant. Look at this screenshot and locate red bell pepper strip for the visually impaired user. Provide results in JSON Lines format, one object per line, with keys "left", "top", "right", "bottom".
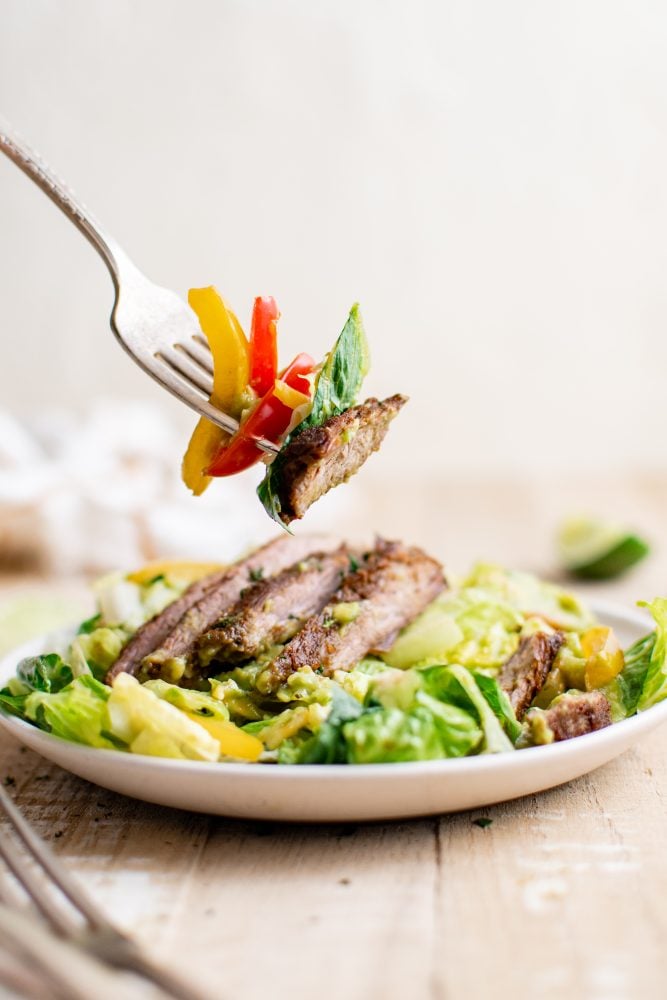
{"left": 248, "top": 297, "right": 279, "bottom": 397}
{"left": 207, "top": 353, "right": 315, "bottom": 477}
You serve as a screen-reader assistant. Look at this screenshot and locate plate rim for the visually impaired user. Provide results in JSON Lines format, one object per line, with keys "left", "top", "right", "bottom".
{"left": 0, "top": 598, "right": 662, "bottom": 781}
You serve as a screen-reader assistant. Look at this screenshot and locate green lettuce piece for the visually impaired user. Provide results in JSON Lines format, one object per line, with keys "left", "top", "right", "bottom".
{"left": 25, "top": 676, "right": 116, "bottom": 748}
{"left": 77, "top": 614, "right": 101, "bottom": 635}
{"left": 277, "top": 733, "right": 314, "bottom": 764}
{"left": 258, "top": 304, "right": 370, "bottom": 526}
{"left": 297, "top": 685, "right": 364, "bottom": 764}
{"left": 209, "top": 678, "right": 265, "bottom": 722}
{"left": 381, "top": 603, "right": 463, "bottom": 669}
{"left": 143, "top": 679, "right": 230, "bottom": 721}
{"left": 636, "top": 599, "right": 667, "bottom": 712}
{"left": 343, "top": 699, "right": 481, "bottom": 764}
{"left": 0, "top": 691, "right": 29, "bottom": 720}
{"left": 420, "top": 664, "right": 514, "bottom": 753}
{"left": 473, "top": 672, "right": 522, "bottom": 742}
{"left": 601, "top": 632, "right": 655, "bottom": 721}
{"left": 418, "top": 590, "right": 524, "bottom": 672}
{"left": 463, "top": 563, "right": 595, "bottom": 632}
{"left": 74, "top": 628, "right": 126, "bottom": 679}
{"left": 106, "top": 674, "right": 220, "bottom": 761}
{"left": 16, "top": 653, "right": 73, "bottom": 694}
{"left": 244, "top": 704, "right": 324, "bottom": 752}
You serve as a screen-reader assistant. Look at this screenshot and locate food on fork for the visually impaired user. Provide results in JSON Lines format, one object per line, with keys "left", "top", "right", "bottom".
{"left": 3, "top": 547, "right": 667, "bottom": 765}
{"left": 182, "top": 290, "right": 405, "bottom": 526}
{"left": 266, "top": 395, "right": 407, "bottom": 525}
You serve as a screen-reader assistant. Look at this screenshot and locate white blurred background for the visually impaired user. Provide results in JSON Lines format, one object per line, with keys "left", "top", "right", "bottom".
{"left": 1, "top": 0, "right": 666, "bottom": 572}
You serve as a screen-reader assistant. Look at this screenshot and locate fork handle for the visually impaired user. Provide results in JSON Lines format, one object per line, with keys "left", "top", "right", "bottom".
{"left": 0, "top": 116, "right": 130, "bottom": 288}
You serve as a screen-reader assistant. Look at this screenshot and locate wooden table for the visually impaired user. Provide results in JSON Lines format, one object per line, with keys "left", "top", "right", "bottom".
{"left": 2, "top": 474, "right": 667, "bottom": 1000}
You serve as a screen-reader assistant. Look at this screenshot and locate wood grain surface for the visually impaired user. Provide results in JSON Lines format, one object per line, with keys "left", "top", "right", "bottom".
{"left": 1, "top": 474, "right": 666, "bottom": 1000}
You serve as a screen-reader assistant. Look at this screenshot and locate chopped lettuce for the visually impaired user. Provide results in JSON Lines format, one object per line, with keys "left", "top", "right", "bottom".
{"left": 25, "top": 676, "right": 116, "bottom": 749}
{"left": 297, "top": 686, "right": 365, "bottom": 764}
{"left": 473, "top": 672, "right": 523, "bottom": 742}
{"left": 420, "top": 665, "right": 514, "bottom": 754}
{"left": 143, "top": 679, "right": 230, "bottom": 721}
{"left": 257, "top": 304, "right": 370, "bottom": 526}
{"left": 74, "top": 627, "right": 126, "bottom": 679}
{"left": 381, "top": 603, "right": 463, "bottom": 669}
{"left": 602, "top": 633, "right": 655, "bottom": 721}
{"left": 106, "top": 674, "right": 220, "bottom": 761}
{"left": 15, "top": 654, "right": 73, "bottom": 694}
{"left": 93, "top": 573, "right": 186, "bottom": 632}
{"left": 343, "top": 700, "right": 481, "bottom": 763}
{"left": 463, "top": 564, "right": 595, "bottom": 632}
{"left": 636, "top": 599, "right": 667, "bottom": 712}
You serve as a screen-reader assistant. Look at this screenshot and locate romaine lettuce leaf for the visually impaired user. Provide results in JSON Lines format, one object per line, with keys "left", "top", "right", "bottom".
{"left": 636, "top": 599, "right": 667, "bottom": 712}
{"left": 16, "top": 654, "right": 73, "bottom": 694}
{"left": 74, "top": 628, "right": 126, "bottom": 679}
{"left": 463, "top": 563, "right": 595, "bottom": 632}
{"left": 143, "top": 679, "right": 230, "bottom": 721}
{"left": 0, "top": 691, "right": 29, "bottom": 719}
{"left": 257, "top": 304, "right": 370, "bottom": 526}
{"left": 601, "top": 632, "right": 654, "bottom": 721}
{"left": 106, "top": 674, "right": 220, "bottom": 761}
{"left": 24, "top": 676, "right": 116, "bottom": 749}
{"left": 343, "top": 700, "right": 480, "bottom": 763}
{"left": 473, "top": 672, "right": 522, "bottom": 742}
{"left": 297, "top": 685, "right": 364, "bottom": 763}
{"left": 420, "top": 664, "right": 514, "bottom": 753}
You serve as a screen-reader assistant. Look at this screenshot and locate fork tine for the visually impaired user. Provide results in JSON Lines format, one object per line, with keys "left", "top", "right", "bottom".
{"left": 157, "top": 347, "right": 214, "bottom": 396}
{"left": 180, "top": 338, "right": 214, "bottom": 376}
{"left": 0, "top": 784, "right": 107, "bottom": 931}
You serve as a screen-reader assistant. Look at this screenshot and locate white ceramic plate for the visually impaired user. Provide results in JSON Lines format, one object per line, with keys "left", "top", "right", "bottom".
{"left": 0, "top": 601, "right": 664, "bottom": 822}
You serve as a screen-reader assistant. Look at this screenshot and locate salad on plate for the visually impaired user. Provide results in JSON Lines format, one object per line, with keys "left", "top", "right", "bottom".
{"left": 2, "top": 536, "right": 665, "bottom": 766}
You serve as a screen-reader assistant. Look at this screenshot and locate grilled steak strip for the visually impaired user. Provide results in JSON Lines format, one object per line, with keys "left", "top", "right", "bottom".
{"left": 138, "top": 534, "right": 339, "bottom": 680}
{"left": 530, "top": 691, "right": 612, "bottom": 742}
{"left": 259, "top": 539, "right": 446, "bottom": 693}
{"left": 274, "top": 395, "right": 407, "bottom": 524}
{"left": 499, "top": 631, "right": 565, "bottom": 720}
{"left": 105, "top": 570, "right": 227, "bottom": 682}
{"left": 196, "top": 547, "right": 352, "bottom": 671}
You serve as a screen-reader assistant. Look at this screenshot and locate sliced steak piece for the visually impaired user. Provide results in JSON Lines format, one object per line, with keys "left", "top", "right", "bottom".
{"left": 274, "top": 395, "right": 407, "bottom": 524}
{"left": 499, "top": 631, "right": 565, "bottom": 721}
{"left": 105, "top": 570, "right": 227, "bottom": 683}
{"left": 259, "top": 539, "right": 446, "bottom": 693}
{"left": 107, "top": 534, "right": 338, "bottom": 684}
{"left": 530, "top": 691, "right": 612, "bottom": 742}
{"left": 196, "top": 547, "right": 352, "bottom": 671}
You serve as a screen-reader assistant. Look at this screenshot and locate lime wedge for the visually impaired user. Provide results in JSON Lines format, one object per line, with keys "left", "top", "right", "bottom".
{"left": 557, "top": 517, "right": 650, "bottom": 580}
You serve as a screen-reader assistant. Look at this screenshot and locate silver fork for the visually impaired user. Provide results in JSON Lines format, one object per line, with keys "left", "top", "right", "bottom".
{"left": 0, "top": 782, "right": 212, "bottom": 1000}
{"left": 0, "top": 117, "right": 278, "bottom": 455}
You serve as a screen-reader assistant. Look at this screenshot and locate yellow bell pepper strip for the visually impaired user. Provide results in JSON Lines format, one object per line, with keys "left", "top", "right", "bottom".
{"left": 182, "top": 418, "right": 228, "bottom": 496}
{"left": 582, "top": 626, "right": 625, "bottom": 689}
{"left": 184, "top": 712, "right": 263, "bottom": 761}
{"left": 127, "top": 560, "right": 225, "bottom": 586}
{"left": 181, "top": 287, "right": 251, "bottom": 495}
{"left": 189, "top": 287, "right": 250, "bottom": 416}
